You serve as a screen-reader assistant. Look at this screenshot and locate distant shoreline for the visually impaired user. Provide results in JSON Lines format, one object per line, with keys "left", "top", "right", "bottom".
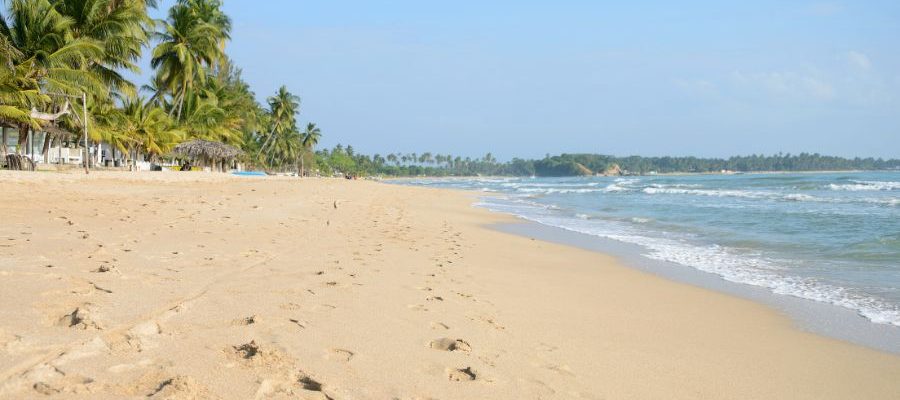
{"left": 378, "top": 168, "right": 898, "bottom": 180}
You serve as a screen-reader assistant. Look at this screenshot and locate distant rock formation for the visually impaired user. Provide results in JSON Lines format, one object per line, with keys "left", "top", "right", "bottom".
{"left": 574, "top": 163, "right": 593, "bottom": 176}
{"left": 601, "top": 163, "right": 622, "bottom": 176}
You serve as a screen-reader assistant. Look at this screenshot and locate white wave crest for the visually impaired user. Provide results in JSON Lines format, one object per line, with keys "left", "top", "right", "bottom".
{"left": 479, "top": 200, "right": 900, "bottom": 327}
{"left": 828, "top": 180, "right": 900, "bottom": 191}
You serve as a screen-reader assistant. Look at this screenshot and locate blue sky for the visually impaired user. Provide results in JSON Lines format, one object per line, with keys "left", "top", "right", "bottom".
{"left": 138, "top": 1, "right": 900, "bottom": 159}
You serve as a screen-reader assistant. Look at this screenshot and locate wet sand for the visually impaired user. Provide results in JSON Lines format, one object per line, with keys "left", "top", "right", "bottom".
{"left": 1, "top": 171, "right": 899, "bottom": 399}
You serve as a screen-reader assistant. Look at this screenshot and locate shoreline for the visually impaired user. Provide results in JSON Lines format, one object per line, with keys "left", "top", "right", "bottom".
{"left": 492, "top": 221, "right": 900, "bottom": 354}
{"left": 1, "top": 171, "right": 899, "bottom": 398}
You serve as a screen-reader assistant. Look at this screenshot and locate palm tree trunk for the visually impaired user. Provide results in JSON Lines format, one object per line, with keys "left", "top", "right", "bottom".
{"left": 41, "top": 132, "right": 52, "bottom": 163}
{"left": 256, "top": 122, "right": 280, "bottom": 160}
{"left": 16, "top": 125, "right": 27, "bottom": 155}
{"left": 1, "top": 127, "right": 8, "bottom": 156}
{"left": 299, "top": 154, "right": 304, "bottom": 177}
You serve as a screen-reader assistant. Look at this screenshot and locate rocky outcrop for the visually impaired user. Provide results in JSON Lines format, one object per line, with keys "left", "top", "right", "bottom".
{"left": 574, "top": 163, "right": 593, "bottom": 176}
{"left": 601, "top": 163, "right": 623, "bottom": 176}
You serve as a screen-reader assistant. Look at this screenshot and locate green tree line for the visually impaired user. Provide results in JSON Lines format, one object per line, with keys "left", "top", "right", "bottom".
{"left": 313, "top": 149, "right": 900, "bottom": 177}
{"left": 1, "top": 0, "right": 319, "bottom": 172}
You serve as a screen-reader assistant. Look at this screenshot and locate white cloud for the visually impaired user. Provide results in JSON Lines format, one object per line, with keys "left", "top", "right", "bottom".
{"left": 731, "top": 71, "right": 836, "bottom": 100}
{"left": 846, "top": 51, "right": 871, "bottom": 70}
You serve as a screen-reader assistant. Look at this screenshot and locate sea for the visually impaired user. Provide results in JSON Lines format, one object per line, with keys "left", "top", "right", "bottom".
{"left": 398, "top": 172, "right": 900, "bottom": 328}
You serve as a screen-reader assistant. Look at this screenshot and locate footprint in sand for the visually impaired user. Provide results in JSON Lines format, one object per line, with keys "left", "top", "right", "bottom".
{"left": 468, "top": 315, "right": 505, "bottom": 331}
{"left": 429, "top": 338, "right": 471, "bottom": 353}
{"left": 232, "top": 340, "right": 261, "bottom": 360}
{"left": 147, "top": 376, "right": 212, "bottom": 399}
{"left": 233, "top": 315, "right": 258, "bottom": 326}
{"left": 297, "top": 370, "right": 334, "bottom": 398}
{"left": 430, "top": 322, "right": 450, "bottom": 330}
{"left": 325, "top": 348, "right": 354, "bottom": 362}
{"left": 447, "top": 367, "right": 477, "bottom": 382}
{"left": 92, "top": 264, "right": 120, "bottom": 274}
{"left": 407, "top": 304, "right": 428, "bottom": 312}
{"left": 57, "top": 305, "right": 103, "bottom": 330}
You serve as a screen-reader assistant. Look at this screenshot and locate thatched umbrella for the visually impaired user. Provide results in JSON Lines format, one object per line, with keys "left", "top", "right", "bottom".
{"left": 172, "top": 139, "right": 244, "bottom": 172}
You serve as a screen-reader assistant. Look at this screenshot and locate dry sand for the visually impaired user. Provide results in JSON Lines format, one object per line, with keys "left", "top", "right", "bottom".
{"left": 0, "top": 171, "right": 898, "bottom": 399}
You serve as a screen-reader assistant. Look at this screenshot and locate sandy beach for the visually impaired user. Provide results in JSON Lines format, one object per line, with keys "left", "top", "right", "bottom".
{"left": 1, "top": 171, "right": 899, "bottom": 399}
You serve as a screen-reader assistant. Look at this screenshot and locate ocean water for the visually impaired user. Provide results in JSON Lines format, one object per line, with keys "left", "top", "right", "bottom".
{"left": 398, "top": 172, "right": 900, "bottom": 327}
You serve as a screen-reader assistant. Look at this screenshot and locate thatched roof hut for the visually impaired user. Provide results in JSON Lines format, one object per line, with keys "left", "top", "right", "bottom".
{"left": 172, "top": 139, "right": 244, "bottom": 171}
{"left": 42, "top": 124, "right": 74, "bottom": 137}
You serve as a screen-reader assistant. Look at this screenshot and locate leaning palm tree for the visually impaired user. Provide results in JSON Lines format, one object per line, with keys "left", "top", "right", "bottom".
{"left": 257, "top": 85, "right": 299, "bottom": 163}
{"left": 262, "top": 127, "right": 300, "bottom": 171}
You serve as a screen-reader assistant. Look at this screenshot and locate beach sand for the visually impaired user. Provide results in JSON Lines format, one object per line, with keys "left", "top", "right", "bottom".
{"left": 1, "top": 171, "right": 898, "bottom": 399}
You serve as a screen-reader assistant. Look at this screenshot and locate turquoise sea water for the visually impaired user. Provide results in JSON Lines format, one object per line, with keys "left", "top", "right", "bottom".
{"left": 400, "top": 172, "right": 900, "bottom": 326}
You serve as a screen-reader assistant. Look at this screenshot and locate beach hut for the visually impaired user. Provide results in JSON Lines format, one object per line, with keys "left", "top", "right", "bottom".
{"left": 172, "top": 139, "right": 244, "bottom": 172}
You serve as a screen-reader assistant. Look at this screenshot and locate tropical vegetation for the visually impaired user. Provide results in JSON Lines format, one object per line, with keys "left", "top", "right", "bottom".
{"left": 0, "top": 0, "right": 320, "bottom": 172}
{"left": 310, "top": 149, "right": 900, "bottom": 177}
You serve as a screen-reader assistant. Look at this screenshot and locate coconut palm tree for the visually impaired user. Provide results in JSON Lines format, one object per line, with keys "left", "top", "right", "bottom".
{"left": 120, "top": 96, "right": 183, "bottom": 162}
{"left": 151, "top": 0, "right": 226, "bottom": 120}
{"left": 298, "top": 122, "right": 321, "bottom": 176}
{"left": 261, "top": 127, "right": 300, "bottom": 171}
{"left": 179, "top": 0, "right": 230, "bottom": 51}
{"left": 301, "top": 122, "right": 320, "bottom": 149}
{"left": 257, "top": 85, "right": 299, "bottom": 164}
{"left": 1, "top": 0, "right": 106, "bottom": 156}
{"left": 178, "top": 86, "right": 242, "bottom": 144}
{"left": 50, "top": 0, "right": 155, "bottom": 97}
{"left": 0, "top": 42, "right": 45, "bottom": 130}
{"left": 0, "top": 62, "right": 46, "bottom": 157}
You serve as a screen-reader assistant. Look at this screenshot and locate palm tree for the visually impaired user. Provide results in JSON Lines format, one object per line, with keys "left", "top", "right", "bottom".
{"left": 120, "top": 96, "right": 183, "bottom": 163}
{"left": 0, "top": 39, "right": 45, "bottom": 150}
{"left": 180, "top": 0, "right": 230, "bottom": 52}
{"left": 301, "top": 122, "right": 321, "bottom": 149}
{"left": 298, "top": 122, "right": 321, "bottom": 176}
{"left": 50, "top": 0, "right": 155, "bottom": 97}
{"left": 257, "top": 85, "right": 299, "bottom": 165}
{"left": 151, "top": 0, "right": 226, "bottom": 120}
{"left": 261, "top": 127, "right": 300, "bottom": 171}
{"left": 0, "top": 65, "right": 45, "bottom": 157}
{"left": 178, "top": 86, "right": 242, "bottom": 144}
{"left": 1, "top": 0, "right": 106, "bottom": 157}
{"left": 207, "top": 58, "right": 261, "bottom": 145}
